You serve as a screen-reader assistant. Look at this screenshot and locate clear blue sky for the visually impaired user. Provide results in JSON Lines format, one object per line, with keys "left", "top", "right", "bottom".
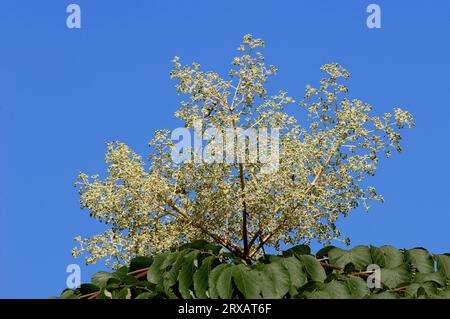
{"left": 1, "top": 0, "right": 449, "bottom": 298}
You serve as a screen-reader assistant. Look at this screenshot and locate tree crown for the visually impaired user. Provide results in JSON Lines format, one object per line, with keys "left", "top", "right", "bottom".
{"left": 73, "top": 35, "right": 414, "bottom": 268}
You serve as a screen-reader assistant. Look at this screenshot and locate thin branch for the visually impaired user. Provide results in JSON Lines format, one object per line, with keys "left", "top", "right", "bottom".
{"left": 389, "top": 286, "right": 407, "bottom": 292}
{"left": 127, "top": 267, "right": 150, "bottom": 278}
{"left": 162, "top": 203, "right": 242, "bottom": 257}
{"left": 248, "top": 220, "right": 286, "bottom": 258}
{"left": 304, "top": 145, "right": 338, "bottom": 194}
{"left": 247, "top": 204, "right": 283, "bottom": 250}
{"left": 320, "top": 262, "right": 375, "bottom": 278}
{"left": 79, "top": 291, "right": 100, "bottom": 299}
{"left": 230, "top": 78, "right": 242, "bottom": 110}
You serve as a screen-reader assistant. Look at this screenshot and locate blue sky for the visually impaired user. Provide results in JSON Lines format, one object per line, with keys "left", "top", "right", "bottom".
{"left": 1, "top": 0, "right": 449, "bottom": 298}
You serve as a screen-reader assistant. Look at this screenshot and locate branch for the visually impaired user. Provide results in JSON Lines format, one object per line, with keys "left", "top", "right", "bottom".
{"left": 320, "top": 262, "right": 375, "bottom": 277}
{"left": 228, "top": 90, "right": 250, "bottom": 259}
{"left": 163, "top": 203, "right": 243, "bottom": 257}
{"left": 230, "top": 78, "right": 242, "bottom": 110}
{"left": 239, "top": 162, "right": 249, "bottom": 259}
{"left": 249, "top": 144, "right": 340, "bottom": 258}
{"left": 128, "top": 267, "right": 150, "bottom": 279}
{"left": 247, "top": 204, "right": 283, "bottom": 251}
{"left": 304, "top": 145, "right": 338, "bottom": 194}
{"left": 248, "top": 220, "right": 286, "bottom": 258}
{"left": 80, "top": 291, "right": 100, "bottom": 299}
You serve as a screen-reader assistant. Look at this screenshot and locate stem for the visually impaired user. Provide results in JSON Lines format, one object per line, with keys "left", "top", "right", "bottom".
{"left": 127, "top": 267, "right": 150, "bottom": 279}
{"left": 80, "top": 291, "right": 100, "bottom": 299}
{"left": 260, "top": 235, "right": 266, "bottom": 256}
{"left": 239, "top": 162, "right": 249, "bottom": 260}
{"left": 389, "top": 286, "right": 407, "bottom": 292}
{"left": 228, "top": 80, "right": 250, "bottom": 261}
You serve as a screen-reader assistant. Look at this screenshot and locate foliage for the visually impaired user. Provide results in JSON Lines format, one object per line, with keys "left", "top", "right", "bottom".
{"left": 57, "top": 241, "right": 450, "bottom": 299}
{"left": 72, "top": 34, "right": 414, "bottom": 267}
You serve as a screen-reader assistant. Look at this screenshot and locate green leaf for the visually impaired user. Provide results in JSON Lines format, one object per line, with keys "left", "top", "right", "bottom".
{"left": 278, "top": 257, "right": 308, "bottom": 294}
{"left": 405, "top": 248, "right": 434, "bottom": 273}
{"left": 370, "top": 246, "right": 386, "bottom": 268}
{"left": 78, "top": 283, "right": 99, "bottom": 295}
{"left": 379, "top": 246, "right": 404, "bottom": 268}
{"left": 193, "top": 256, "right": 215, "bottom": 299}
{"left": 414, "top": 272, "right": 446, "bottom": 286}
{"left": 163, "top": 251, "right": 189, "bottom": 291}
{"left": 147, "top": 252, "right": 169, "bottom": 285}
{"left": 116, "top": 265, "right": 129, "bottom": 275}
{"left": 161, "top": 251, "right": 181, "bottom": 269}
{"left": 208, "top": 263, "right": 231, "bottom": 299}
{"left": 343, "top": 275, "right": 370, "bottom": 298}
{"left": 180, "top": 240, "right": 222, "bottom": 254}
{"left": 315, "top": 246, "right": 336, "bottom": 259}
{"left": 380, "top": 265, "right": 411, "bottom": 289}
{"left": 113, "top": 269, "right": 140, "bottom": 285}
{"left": 368, "top": 291, "right": 400, "bottom": 299}
{"left": 294, "top": 281, "right": 324, "bottom": 298}
{"left": 232, "top": 264, "right": 260, "bottom": 298}
{"left": 435, "top": 254, "right": 450, "bottom": 280}
{"left": 404, "top": 283, "right": 421, "bottom": 298}
{"left": 217, "top": 266, "right": 234, "bottom": 299}
{"left": 121, "top": 275, "right": 140, "bottom": 286}
{"left": 405, "top": 282, "right": 439, "bottom": 298}
{"left": 438, "top": 287, "right": 450, "bottom": 299}
{"left": 91, "top": 271, "right": 119, "bottom": 289}
{"left": 223, "top": 252, "right": 246, "bottom": 265}
{"left": 283, "top": 244, "right": 311, "bottom": 257}
{"left": 305, "top": 280, "right": 351, "bottom": 299}
{"left": 135, "top": 291, "right": 158, "bottom": 299}
{"left": 328, "top": 245, "right": 372, "bottom": 270}
{"left": 179, "top": 240, "right": 208, "bottom": 250}
{"left": 59, "top": 289, "right": 79, "bottom": 299}
{"left": 251, "top": 269, "right": 276, "bottom": 298}
{"left": 102, "top": 289, "right": 112, "bottom": 299}
{"left": 261, "top": 261, "right": 290, "bottom": 298}
{"left": 178, "top": 250, "right": 199, "bottom": 299}
{"left": 129, "top": 256, "right": 153, "bottom": 272}
{"left": 112, "top": 287, "right": 131, "bottom": 299}
{"left": 298, "top": 255, "right": 326, "bottom": 282}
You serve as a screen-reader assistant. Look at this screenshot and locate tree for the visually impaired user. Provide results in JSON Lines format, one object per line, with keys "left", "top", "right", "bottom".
{"left": 72, "top": 35, "right": 414, "bottom": 268}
